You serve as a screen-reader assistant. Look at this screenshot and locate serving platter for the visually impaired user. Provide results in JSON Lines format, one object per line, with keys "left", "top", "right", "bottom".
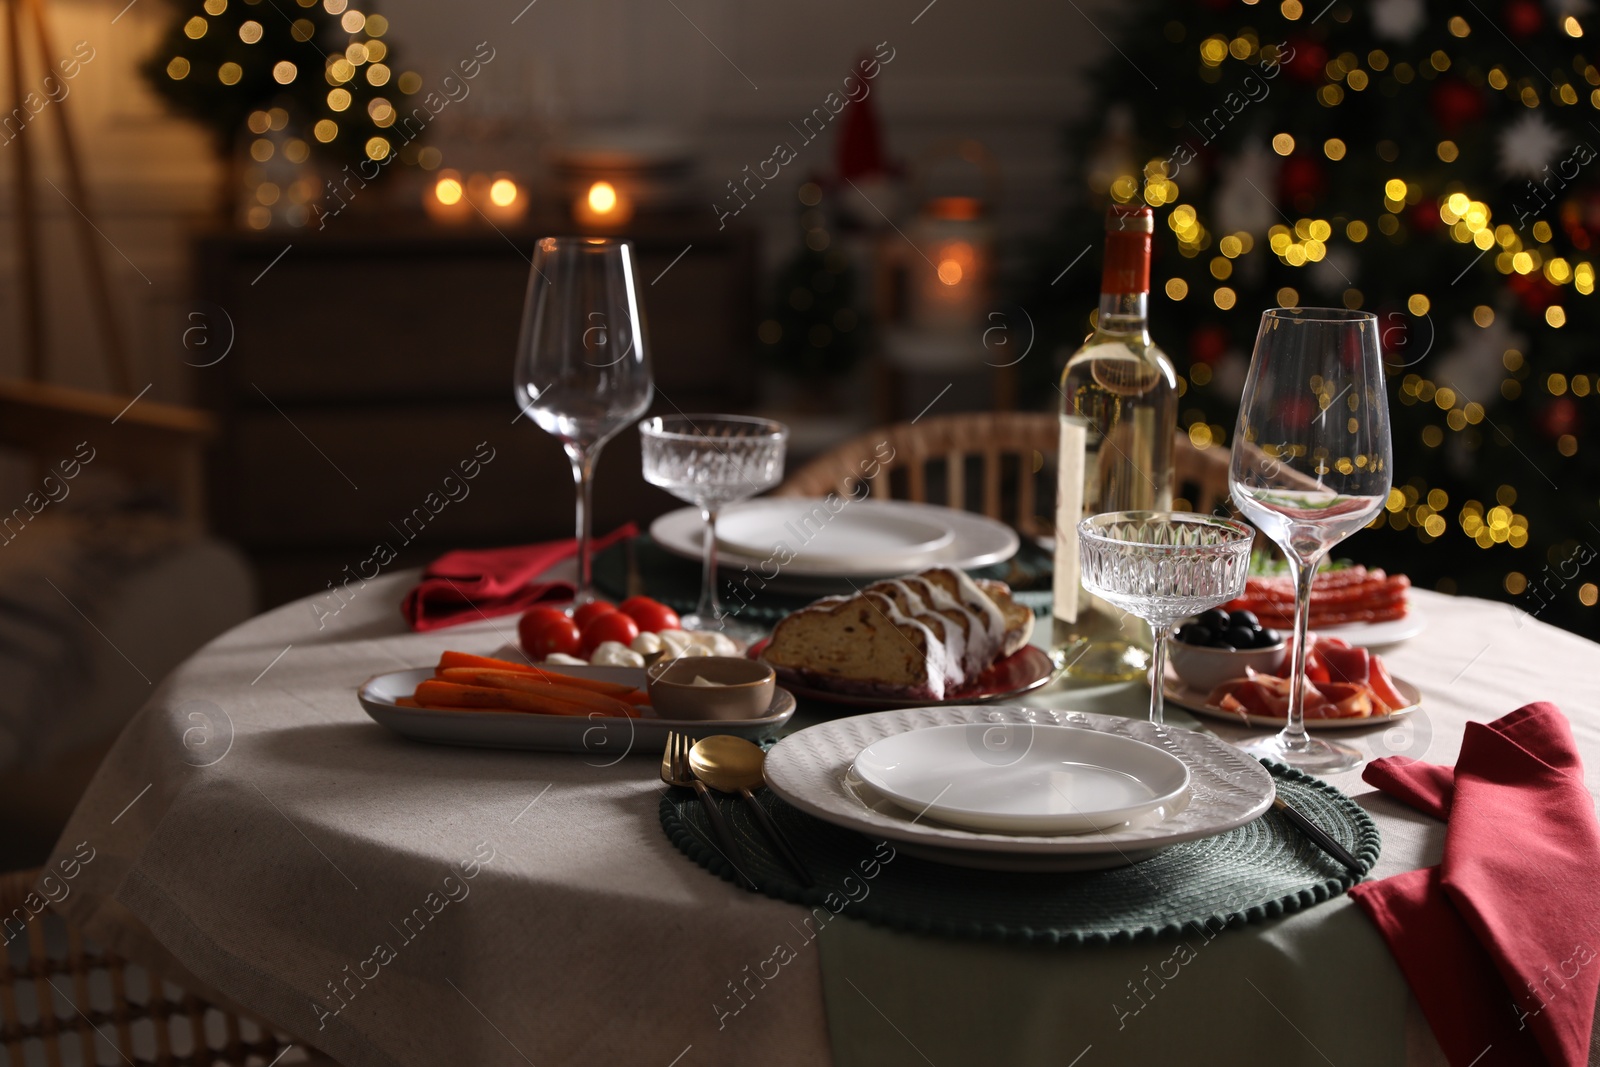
{"left": 750, "top": 640, "right": 1062, "bottom": 709}
{"left": 357, "top": 665, "right": 795, "bottom": 756}
{"left": 1160, "top": 665, "right": 1421, "bottom": 730}
{"left": 1315, "top": 611, "right": 1427, "bottom": 647}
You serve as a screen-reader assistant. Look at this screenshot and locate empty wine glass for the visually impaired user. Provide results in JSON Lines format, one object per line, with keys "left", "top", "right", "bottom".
{"left": 1079, "top": 511, "right": 1255, "bottom": 725}
{"left": 514, "top": 237, "right": 653, "bottom": 604}
{"left": 1229, "top": 307, "right": 1392, "bottom": 773}
{"left": 639, "top": 415, "right": 788, "bottom": 643}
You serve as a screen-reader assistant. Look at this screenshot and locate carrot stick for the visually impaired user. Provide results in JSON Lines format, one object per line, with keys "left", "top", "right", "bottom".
{"left": 434, "top": 652, "right": 639, "bottom": 696}
{"left": 436, "top": 668, "right": 641, "bottom": 712}
{"left": 414, "top": 680, "right": 636, "bottom": 718}
{"left": 437, "top": 651, "right": 540, "bottom": 674}
{"left": 415, "top": 679, "right": 641, "bottom": 718}
{"left": 621, "top": 690, "right": 651, "bottom": 706}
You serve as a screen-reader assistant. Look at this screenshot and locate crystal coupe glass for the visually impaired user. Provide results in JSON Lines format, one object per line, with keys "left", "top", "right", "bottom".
{"left": 1079, "top": 511, "right": 1255, "bottom": 725}
{"left": 639, "top": 415, "right": 788, "bottom": 643}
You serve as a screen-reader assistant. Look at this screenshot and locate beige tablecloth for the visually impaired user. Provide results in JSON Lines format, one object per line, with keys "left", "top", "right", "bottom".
{"left": 43, "top": 579, "right": 1600, "bottom": 1066}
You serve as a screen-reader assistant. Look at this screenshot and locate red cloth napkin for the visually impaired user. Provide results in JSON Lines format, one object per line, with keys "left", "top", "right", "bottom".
{"left": 1348, "top": 702, "right": 1600, "bottom": 1067}
{"left": 401, "top": 524, "right": 637, "bottom": 632}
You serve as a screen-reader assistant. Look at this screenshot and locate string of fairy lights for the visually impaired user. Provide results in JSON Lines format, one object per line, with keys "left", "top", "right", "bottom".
{"left": 1090, "top": 4, "right": 1600, "bottom": 609}
{"left": 156, "top": 0, "right": 422, "bottom": 185}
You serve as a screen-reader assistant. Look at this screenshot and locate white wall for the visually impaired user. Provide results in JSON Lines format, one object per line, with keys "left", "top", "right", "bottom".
{"left": 1, "top": 0, "right": 1119, "bottom": 399}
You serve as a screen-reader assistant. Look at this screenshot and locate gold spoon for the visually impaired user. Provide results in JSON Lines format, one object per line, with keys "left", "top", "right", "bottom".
{"left": 691, "top": 735, "right": 815, "bottom": 887}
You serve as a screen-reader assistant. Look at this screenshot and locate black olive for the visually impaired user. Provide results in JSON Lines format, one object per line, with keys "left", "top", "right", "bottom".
{"left": 1176, "top": 623, "right": 1210, "bottom": 646}
{"left": 1229, "top": 609, "right": 1261, "bottom": 630}
{"left": 1256, "top": 628, "right": 1282, "bottom": 647}
{"left": 1198, "top": 608, "right": 1230, "bottom": 631}
{"left": 1224, "top": 625, "right": 1255, "bottom": 649}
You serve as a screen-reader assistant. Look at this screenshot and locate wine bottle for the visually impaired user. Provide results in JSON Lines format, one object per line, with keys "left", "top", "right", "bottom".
{"left": 1052, "top": 204, "right": 1178, "bottom": 679}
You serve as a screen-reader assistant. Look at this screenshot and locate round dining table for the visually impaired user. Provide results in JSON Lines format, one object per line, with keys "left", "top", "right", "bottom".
{"left": 44, "top": 575, "right": 1600, "bottom": 1067}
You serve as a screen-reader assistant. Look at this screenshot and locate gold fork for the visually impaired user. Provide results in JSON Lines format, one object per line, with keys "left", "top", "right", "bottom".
{"left": 660, "top": 730, "right": 756, "bottom": 890}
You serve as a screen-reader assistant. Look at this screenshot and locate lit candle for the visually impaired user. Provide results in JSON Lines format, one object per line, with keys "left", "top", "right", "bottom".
{"left": 481, "top": 171, "right": 528, "bottom": 224}
{"left": 423, "top": 168, "right": 470, "bottom": 225}
{"left": 910, "top": 197, "right": 991, "bottom": 331}
{"left": 573, "top": 179, "right": 633, "bottom": 229}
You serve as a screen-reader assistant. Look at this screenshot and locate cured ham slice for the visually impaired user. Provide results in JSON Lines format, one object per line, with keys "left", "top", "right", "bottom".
{"left": 1207, "top": 664, "right": 1376, "bottom": 720}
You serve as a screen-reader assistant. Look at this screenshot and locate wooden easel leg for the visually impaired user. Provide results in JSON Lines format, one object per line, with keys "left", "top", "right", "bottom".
{"left": 22, "top": 0, "right": 133, "bottom": 395}
{"left": 5, "top": 0, "right": 45, "bottom": 381}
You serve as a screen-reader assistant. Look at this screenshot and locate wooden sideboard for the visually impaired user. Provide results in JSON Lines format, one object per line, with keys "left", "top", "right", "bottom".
{"left": 195, "top": 217, "right": 759, "bottom": 608}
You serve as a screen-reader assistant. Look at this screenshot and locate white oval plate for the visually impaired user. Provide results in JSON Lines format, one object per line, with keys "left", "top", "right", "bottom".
{"left": 1161, "top": 666, "right": 1421, "bottom": 730}
{"left": 762, "top": 705, "right": 1274, "bottom": 870}
{"left": 1316, "top": 611, "right": 1427, "bottom": 647}
{"left": 650, "top": 499, "right": 1019, "bottom": 581}
{"left": 357, "top": 666, "right": 795, "bottom": 755}
{"left": 852, "top": 723, "right": 1190, "bottom": 835}
{"left": 714, "top": 498, "right": 956, "bottom": 572}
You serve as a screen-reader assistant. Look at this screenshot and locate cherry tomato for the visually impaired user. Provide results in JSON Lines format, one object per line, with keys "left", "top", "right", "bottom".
{"left": 579, "top": 612, "right": 640, "bottom": 657}
{"left": 573, "top": 600, "right": 618, "bottom": 630}
{"left": 618, "top": 596, "right": 680, "bottom": 634}
{"left": 519, "top": 607, "right": 581, "bottom": 659}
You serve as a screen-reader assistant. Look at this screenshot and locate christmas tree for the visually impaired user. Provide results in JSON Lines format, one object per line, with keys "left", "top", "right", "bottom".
{"left": 141, "top": 0, "right": 419, "bottom": 180}
{"left": 1024, "top": 0, "right": 1600, "bottom": 639}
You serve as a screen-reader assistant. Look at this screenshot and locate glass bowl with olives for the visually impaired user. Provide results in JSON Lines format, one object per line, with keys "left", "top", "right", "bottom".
{"left": 1167, "top": 608, "right": 1287, "bottom": 693}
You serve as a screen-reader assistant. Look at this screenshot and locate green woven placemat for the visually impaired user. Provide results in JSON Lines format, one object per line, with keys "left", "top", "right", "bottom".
{"left": 659, "top": 761, "right": 1379, "bottom": 945}
{"left": 594, "top": 534, "right": 1054, "bottom": 624}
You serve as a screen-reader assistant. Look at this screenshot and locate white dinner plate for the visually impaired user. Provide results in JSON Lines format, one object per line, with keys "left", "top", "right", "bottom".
{"left": 651, "top": 499, "right": 1019, "bottom": 585}
{"left": 357, "top": 666, "right": 795, "bottom": 757}
{"left": 762, "top": 705, "right": 1275, "bottom": 871}
{"left": 713, "top": 498, "right": 956, "bottom": 572}
{"left": 851, "top": 723, "right": 1190, "bottom": 834}
{"left": 1316, "top": 611, "right": 1427, "bottom": 647}
{"left": 1161, "top": 665, "right": 1421, "bottom": 730}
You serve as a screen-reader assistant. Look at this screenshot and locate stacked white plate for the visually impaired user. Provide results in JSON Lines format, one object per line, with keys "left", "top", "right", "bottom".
{"left": 650, "top": 499, "right": 1019, "bottom": 590}
{"left": 762, "top": 705, "right": 1276, "bottom": 871}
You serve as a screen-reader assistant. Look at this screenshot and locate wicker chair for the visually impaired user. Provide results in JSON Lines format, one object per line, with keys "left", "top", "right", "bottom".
{"left": 775, "top": 412, "right": 1233, "bottom": 537}
{"left": 0, "top": 867, "right": 310, "bottom": 1067}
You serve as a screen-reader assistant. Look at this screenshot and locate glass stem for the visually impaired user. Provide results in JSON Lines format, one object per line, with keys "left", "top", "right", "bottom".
{"left": 1148, "top": 624, "right": 1170, "bottom": 726}
{"left": 566, "top": 443, "right": 599, "bottom": 603}
{"left": 1281, "top": 554, "right": 1321, "bottom": 750}
{"left": 698, "top": 505, "right": 721, "bottom": 624}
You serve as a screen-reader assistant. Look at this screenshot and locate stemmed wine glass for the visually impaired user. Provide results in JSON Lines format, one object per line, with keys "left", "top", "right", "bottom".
{"left": 1229, "top": 307, "right": 1392, "bottom": 773}
{"left": 1078, "top": 511, "right": 1255, "bottom": 725}
{"left": 639, "top": 415, "right": 788, "bottom": 644}
{"left": 514, "top": 237, "right": 653, "bottom": 604}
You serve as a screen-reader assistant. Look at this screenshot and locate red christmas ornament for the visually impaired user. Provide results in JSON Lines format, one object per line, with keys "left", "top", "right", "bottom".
{"left": 1285, "top": 40, "right": 1327, "bottom": 83}
{"left": 1279, "top": 155, "right": 1326, "bottom": 211}
{"left": 1537, "top": 396, "right": 1580, "bottom": 439}
{"left": 1430, "top": 79, "right": 1486, "bottom": 136}
{"left": 1189, "top": 323, "right": 1229, "bottom": 365}
{"left": 1505, "top": 0, "right": 1542, "bottom": 36}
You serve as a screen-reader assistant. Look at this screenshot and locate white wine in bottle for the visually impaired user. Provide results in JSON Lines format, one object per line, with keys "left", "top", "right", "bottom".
{"left": 1052, "top": 204, "right": 1178, "bottom": 679}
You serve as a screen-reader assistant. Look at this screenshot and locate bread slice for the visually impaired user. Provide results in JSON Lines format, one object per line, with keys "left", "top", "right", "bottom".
{"left": 975, "top": 578, "right": 1036, "bottom": 658}
{"left": 762, "top": 591, "right": 951, "bottom": 700}
{"left": 863, "top": 578, "right": 969, "bottom": 689}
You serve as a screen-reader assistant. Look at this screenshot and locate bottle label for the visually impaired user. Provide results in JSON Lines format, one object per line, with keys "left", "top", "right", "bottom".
{"left": 1052, "top": 416, "right": 1088, "bottom": 622}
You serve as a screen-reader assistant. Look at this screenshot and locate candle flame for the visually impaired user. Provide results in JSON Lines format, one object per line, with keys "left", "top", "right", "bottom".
{"left": 587, "top": 181, "right": 618, "bottom": 215}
